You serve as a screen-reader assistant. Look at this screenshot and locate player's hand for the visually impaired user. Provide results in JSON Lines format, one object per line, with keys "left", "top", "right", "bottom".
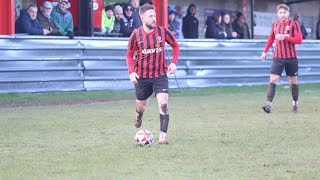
{"left": 129, "top": 72, "right": 139, "bottom": 84}
{"left": 167, "top": 63, "right": 177, "bottom": 75}
{"left": 275, "top": 34, "right": 285, "bottom": 40}
{"left": 261, "top": 52, "right": 267, "bottom": 61}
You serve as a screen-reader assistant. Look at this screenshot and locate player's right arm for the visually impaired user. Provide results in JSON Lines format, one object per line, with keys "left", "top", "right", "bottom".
{"left": 261, "top": 22, "right": 276, "bottom": 61}
{"left": 126, "top": 30, "right": 139, "bottom": 84}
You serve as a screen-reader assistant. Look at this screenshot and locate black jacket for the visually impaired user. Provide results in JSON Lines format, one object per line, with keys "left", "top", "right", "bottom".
{"left": 205, "top": 17, "right": 226, "bottom": 39}
{"left": 15, "top": 9, "right": 43, "bottom": 35}
{"left": 182, "top": 15, "right": 199, "bottom": 39}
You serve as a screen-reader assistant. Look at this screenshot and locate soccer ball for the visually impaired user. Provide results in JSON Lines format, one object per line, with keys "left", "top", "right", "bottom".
{"left": 134, "top": 130, "right": 154, "bottom": 147}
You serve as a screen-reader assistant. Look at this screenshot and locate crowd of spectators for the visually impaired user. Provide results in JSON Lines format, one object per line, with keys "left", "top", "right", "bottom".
{"left": 14, "top": 0, "right": 320, "bottom": 40}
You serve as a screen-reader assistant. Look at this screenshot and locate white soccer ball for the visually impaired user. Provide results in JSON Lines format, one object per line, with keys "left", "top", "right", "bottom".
{"left": 134, "top": 130, "right": 154, "bottom": 147}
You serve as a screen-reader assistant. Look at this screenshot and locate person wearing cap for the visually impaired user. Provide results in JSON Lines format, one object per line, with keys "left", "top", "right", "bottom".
{"left": 51, "top": 0, "right": 74, "bottom": 39}
{"left": 37, "top": 1, "right": 60, "bottom": 35}
{"left": 168, "top": 9, "right": 180, "bottom": 39}
{"left": 112, "top": 5, "right": 124, "bottom": 35}
{"left": 121, "top": 3, "right": 138, "bottom": 37}
{"left": 101, "top": 5, "right": 115, "bottom": 33}
{"left": 15, "top": 5, "right": 51, "bottom": 35}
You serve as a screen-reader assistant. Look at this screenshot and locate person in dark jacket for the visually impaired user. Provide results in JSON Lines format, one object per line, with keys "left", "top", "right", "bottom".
{"left": 15, "top": 5, "right": 51, "bottom": 35}
{"left": 182, "top": 3, "right": 199, "bottom": 39}
{"left": 233, "top": 12, "right": 250, "bottom": 39}
{"left": 205, "top": 12, "right": 226, "bottom": 39}
{"left": 121, "top": 3, "right": 137, "bottom": 37}
{"left": 37, "top": 1, "right": 60, "bottom": 35}
{"left": 112, "top": 5, "right": 124, "bottom": 35}
{"left": 221, "top": 12, "right": 237, "bottom": 39}
{"left": 293, "top": 14, "right": 308, "bottom": 39}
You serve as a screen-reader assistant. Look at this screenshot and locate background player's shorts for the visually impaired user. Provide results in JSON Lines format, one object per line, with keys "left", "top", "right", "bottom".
{"left": 270, "top": 58, "right": 298, "bottom": 76}
{"left": 134, "top": 75, "right": 169, "bottom": 100}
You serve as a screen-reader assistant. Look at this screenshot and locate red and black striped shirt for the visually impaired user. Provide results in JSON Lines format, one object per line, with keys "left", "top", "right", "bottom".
{"left": 126, "top": 26, "right": 180, "bottom": 78}
{"left": 264, "top": 18, "right": 302, "bottom": 59}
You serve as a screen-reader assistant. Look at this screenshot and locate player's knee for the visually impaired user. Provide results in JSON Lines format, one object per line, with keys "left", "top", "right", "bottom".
{"left": 160, "top": 103, "right": 169, "bottom": 115}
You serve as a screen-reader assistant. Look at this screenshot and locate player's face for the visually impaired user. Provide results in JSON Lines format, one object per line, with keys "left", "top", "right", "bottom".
{"left": 277, "top": 8, "right": 289, "bottom": 22}
{"left": 142, "top": 9, "right": 156, "bottom": 30}
{"left": 130, "top": 0, "right": 139, "bottom": 8}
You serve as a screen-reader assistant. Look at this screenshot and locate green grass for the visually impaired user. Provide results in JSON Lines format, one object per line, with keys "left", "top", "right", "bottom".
{"left": 0, "top": 84, "right": 320, "bottom": 179}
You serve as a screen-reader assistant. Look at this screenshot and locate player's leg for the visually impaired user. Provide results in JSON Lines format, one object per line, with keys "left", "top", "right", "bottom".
{"left": 263, "top": 58, "right": 284, "bottom": 113}
{"left": 156, "top": 93, "right": 169, "bottom": 144}
{"left": 153, "top": 76, "right": 170, "bottom": 144}
{"left": 286, "top": 58, "right": 299, "bottom": 113}
{"left": 134, "top": 80, "right": 153, "bottom": 128}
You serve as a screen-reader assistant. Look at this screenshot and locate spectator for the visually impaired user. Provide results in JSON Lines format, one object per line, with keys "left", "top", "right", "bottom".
{"left": 129, "top": 0, "right": 142, "bottom": 27}
{"left": 101, "top": 5, "right": 115, "bottom": 33}
{"left": 175, "top": 5, "right": 184, "bottom": 39}
{"left": 182, "top": 3, "right": 199, "bottom": 39}
{"left": 112, "top": 5, "right": 124, "bottom": 35}
{"left": 15, "top": 5, "right": 51, "bottom": 35}
{"left": 168, "top": 9, "right": 180, "bottom": 39}
{"left": 233, "top": 12, "right": 250, "bottom": 39}
{"left": 221, "top": 13, "right": 237, "bottom": 39}
{"left": 51, "top": 0, "right": 74, "bottom": 39}
{"left": 317, "top": 19, "right": 320, "bottom": 39}
{"left": 121, "top": 3, "right": 137, "bottom": 37}
{"left": 205, "top": 12, "right": 226, "bottom": 39}
{"left": 37, "top": 1, "right": 60, "bottom": 35}
{"left": 293, "top": 14, "right": 308, "bottom": 39}
{"left": 139, "top": 0, "right": 153, "bottom": 6}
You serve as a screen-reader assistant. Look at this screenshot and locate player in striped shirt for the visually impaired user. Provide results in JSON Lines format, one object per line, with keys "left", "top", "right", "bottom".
{"left": 126, "top": 4, "right": 180, "bottom": 144}
{"left": 261, "top": 4, "right": 302, "bottom": 113}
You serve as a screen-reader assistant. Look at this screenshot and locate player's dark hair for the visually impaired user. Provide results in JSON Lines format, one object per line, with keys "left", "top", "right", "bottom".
{"left": 277, "top": 4, "right": 290, "bottom": 12}
{"left": 139, "top": 3, "right": 155, "bottom": 16}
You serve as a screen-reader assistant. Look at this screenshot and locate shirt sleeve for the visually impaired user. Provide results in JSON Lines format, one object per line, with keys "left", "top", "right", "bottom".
{"left": 164, "top": 28, "right": 180, "bottom": 65}
{"left": 263, "top": 22, "right": 275, "bottom": 53}
{"left": 126, "top": 30, "right": 137, "bottom": 74}
{"left": 284, "top": 21, "right": 302, "bottom": 44}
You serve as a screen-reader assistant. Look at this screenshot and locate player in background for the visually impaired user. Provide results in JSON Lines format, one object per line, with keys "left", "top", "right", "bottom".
{"left": 261, "top": 4, "right": 302, "bottom": 113}
{"left": 126, "top": 4, "right": 180, "bottom": 144}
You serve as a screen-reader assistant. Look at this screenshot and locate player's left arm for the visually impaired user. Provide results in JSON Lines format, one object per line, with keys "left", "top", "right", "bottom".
{"left": 164, "top": 28, "right": 180, "bottom": 74}
{"left": 285, "top": 21, "right": 302, "bottom": 44}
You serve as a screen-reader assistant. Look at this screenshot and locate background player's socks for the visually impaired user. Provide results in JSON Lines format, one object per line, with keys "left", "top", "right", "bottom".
{"left": 160, "top": 114, "right": 169, "bottom": 133}
{"left": 267, "top": 83, "right": 276, "bottom": 102}
{"left": 291, "top": 84, "right": 299, "bottom": 101}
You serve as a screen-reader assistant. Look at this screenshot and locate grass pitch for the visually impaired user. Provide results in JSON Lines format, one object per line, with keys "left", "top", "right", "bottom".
{"left": 0, "top": 84, "right": 320, "bottom": 179}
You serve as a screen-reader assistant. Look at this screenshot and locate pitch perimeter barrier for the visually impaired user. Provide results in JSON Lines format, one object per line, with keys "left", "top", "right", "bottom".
{"left": 1, "top": 35, "right": 320, "bottom": 93}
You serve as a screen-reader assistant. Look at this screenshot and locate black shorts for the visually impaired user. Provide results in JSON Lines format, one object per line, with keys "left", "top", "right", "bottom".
{"left": 134, "top": 75, "right": 169, "bottom": 100}
{"left": 270, "top": 58, "right": 299, "bottom": 76}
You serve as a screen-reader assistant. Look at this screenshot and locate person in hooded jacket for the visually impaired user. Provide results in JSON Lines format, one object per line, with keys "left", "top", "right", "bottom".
{"left": 182, "top": 3, "right": 199, "bottom": 39}
{"left": 205, "top": 12, "right": 226, "bottom": 39}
